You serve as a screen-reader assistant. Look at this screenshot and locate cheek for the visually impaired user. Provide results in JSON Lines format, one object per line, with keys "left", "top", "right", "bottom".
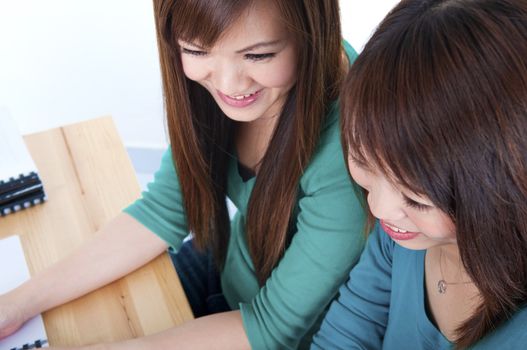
{"left": 348, "top": 160, "right": 371, "bottom": 190}
{"left": 408, "top": 211, "right": 456, "bottom": 239}
{"left": 254, "top": 51, "right": 297, "bottom": 88}
{"left": 181, "top": 55, "right": 208, "bottom": 82}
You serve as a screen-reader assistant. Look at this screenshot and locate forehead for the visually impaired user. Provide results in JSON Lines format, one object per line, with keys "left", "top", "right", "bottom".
{"left": 197, "top": 1, "right": 288, "bottom": 49}
{"left": 349, "top": 148, "right": 427, "bottom": 197}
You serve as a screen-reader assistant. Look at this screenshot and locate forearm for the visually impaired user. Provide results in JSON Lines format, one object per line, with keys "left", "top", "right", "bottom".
{"left": 8, "top": 213, "right": 167, "bottom": 320}
{"left": 54, "top": 311, "right": 251, "bottom": 350}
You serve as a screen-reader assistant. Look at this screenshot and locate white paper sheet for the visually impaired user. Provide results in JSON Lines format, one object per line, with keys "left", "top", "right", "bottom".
{"left": 0, "top": 109, "right": 38, "bottom": 182}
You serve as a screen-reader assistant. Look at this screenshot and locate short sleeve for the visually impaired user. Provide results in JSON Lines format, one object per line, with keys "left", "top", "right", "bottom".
{"left": 124, "top": 148, "right": 189, "bottom": 251}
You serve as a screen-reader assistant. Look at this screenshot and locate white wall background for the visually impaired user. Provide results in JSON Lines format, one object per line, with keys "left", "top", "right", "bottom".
{"left": 0, "top": 0, "right": 166, "bottom": 148}
{"left": 0, "top": 0, "right": 398, "bottom": 151}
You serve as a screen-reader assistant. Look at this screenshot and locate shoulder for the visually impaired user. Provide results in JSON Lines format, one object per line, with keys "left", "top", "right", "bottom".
{"left": 367, "top": 223, "right": 420, "bottom": 269}
{"left": 300, "top": 41, "right": 358, "bottom": 191}
{"left": 160, "top": 147, "right": 175, "bottom": 168}
{"left": 156, "top": 147, "right": 179, "bottom": 179}
{"left": 368, "top": 222, "right": 397, "bottom": 259}
{"left": 300, "top": 103, "right": 346, "bottom": 190}
{"left": 476, "top": 306, "right": 527, "bottom": 348}
{"left": 342, "top": 40, "right": 359, "bottom": 64}
{"left": 140, "top": 146, "right": 181, "bottom": 193}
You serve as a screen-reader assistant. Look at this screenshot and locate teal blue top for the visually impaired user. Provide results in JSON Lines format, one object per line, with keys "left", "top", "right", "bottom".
{"left": 125, "top": 43, "right": 366, "bottom": 349}
{"left": 312, "top": 223, "right": 527, "bottom": 349}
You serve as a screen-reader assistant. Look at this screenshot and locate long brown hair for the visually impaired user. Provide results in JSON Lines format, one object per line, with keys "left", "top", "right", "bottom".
{"left": 341, "top": 0, "right": 527, "bottom": 347}
{"left": 153, "top": 0, "right": 344, "bottom": 284}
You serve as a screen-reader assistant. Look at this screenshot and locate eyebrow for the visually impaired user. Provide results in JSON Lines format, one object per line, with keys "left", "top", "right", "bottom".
{"left": 236, "top": 40, "right": 283, "bottom": 53}
{"left": 179, "top": 39, "right": 282, "bottom": 53}
{"left": 179, "top": 40, "right": 206, "bottom": 49}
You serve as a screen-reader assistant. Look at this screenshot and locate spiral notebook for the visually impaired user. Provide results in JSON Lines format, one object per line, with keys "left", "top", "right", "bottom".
{"left": 0, "top": 109, "right": 46, "bottom": 216}
{"left": 0, "top": 235, "right": 48, "bottom": 349}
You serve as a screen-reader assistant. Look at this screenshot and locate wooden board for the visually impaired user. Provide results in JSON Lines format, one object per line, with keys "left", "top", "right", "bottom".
{"left": 0, "top": 116, "right": 193, "bottom": 346}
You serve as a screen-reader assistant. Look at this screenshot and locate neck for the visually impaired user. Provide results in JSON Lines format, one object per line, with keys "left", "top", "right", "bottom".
{"left": 439, "top": 243, "right": 461, "bottom": 263}
{"left": 438, "top": 244, "right": 472, "bottom": 283}
{"left": 235, "top": 116, "right": 279, "bottom": 172}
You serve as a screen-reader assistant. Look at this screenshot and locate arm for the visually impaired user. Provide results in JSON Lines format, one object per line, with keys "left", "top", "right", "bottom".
{"left": 0, "top": 213, "right": 167, "bottom": 337}
{"left": 240, "top": 180, "right": 366, "bottom": 349}
{"left": 2, "top": 148, "right": 189, "bottom": 341}
{"left": 311, "top": 224, "right": 394, "bottom": 350}
{"left": 238, "top": 127, "right": 368, "bottom": 349}
{"left": 51, "top": 311, "right": 250, "bottom": 350}
{"left": 51, "top": 189, "right": 362, "bottom": 350}
{"left": 2, "top": 147, "right": 249, "bottom": 348}
{"left": 111, "top": 311, "right": 250, "bottom": 350}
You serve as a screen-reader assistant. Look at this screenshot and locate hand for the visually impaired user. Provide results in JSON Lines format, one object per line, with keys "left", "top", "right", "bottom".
{"left": 0, "top": 292, "right": 28, "bottom": 340}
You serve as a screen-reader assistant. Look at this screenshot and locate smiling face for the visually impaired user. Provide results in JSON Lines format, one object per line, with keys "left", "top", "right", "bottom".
{"left": 178, "top": 1, "right": 297, "bottom": 123}
{"left": 348, "top": 155, "right": 457, "bottom": 250}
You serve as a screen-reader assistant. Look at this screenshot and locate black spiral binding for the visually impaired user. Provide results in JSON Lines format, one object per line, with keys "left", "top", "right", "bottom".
{"left": 0, "top": 172, "right": 46, "bottom": 216}
{"left": 0, "top": 172, "right": 41, "bottom": 196}
{"left": 9, "top": 338, "right": 48, "bottom": 349}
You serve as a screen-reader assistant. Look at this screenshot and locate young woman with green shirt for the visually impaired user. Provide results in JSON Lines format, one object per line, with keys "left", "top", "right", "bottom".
{"left": 0, "top": 0, "right": 366, "bottom": 349}
{"left": 313, "top": 0, "right": 527, "bottom": 348}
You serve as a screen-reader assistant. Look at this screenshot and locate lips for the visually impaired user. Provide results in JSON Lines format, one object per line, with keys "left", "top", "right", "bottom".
{"left": 217, "top": 89, "right": 261, "bottom": 108}
{"left": 380, "top": 220, "right": 419, "bottom": 241}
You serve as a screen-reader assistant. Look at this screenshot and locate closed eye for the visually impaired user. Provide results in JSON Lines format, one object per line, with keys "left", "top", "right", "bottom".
{"left": 244, "top": 53, "right": 276, "bottom": 61}
{"left": 403, "top": 195, "right": 431, "bottom": 212}
{"left": 349, "top": 156, "right": 371, "bottom": 171}
{"left": 181, "top": 47, "right": 208, "bottom": 56}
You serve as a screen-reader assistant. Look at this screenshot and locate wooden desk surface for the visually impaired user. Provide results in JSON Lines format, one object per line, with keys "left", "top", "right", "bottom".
{"left": 0, "top": 116, "right": 193, "bottom": 346}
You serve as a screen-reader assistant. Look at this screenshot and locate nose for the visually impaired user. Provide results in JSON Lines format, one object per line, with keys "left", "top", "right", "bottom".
{"left": 367, "top": 180, "right": 406, "bottom": 222}
{"left": 211, "top": 59, "right": 251, "bottom": 95}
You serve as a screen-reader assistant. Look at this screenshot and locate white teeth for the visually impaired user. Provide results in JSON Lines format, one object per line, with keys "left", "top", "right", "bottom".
{"left": 387, "top": 223, "right": 407, "bottom": 233}
{"left": 230, "top": 93, "right": 253, "bottom": 100}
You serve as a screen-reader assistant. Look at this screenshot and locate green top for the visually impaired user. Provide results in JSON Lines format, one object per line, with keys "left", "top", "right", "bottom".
{"left": 125, "top": 43, "right": 365, "bottom": 349}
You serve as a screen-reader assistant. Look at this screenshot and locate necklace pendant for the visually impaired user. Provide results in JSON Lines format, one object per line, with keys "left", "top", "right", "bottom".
{"left": 438, "top": 280, "right": 447, "bottom": 294}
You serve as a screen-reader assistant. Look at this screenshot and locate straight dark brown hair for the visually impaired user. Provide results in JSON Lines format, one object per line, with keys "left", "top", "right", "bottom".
{"left": 341, "top": 0, "right": 527, "bottom": 347}
{"left": 153, "top": 0, "right": 344, "bottom": 284}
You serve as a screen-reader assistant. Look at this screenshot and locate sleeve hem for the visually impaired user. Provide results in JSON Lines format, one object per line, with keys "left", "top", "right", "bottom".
{"left": 239, "top": 303, "right": 267, "bottom": 350}
{"left": 123, "top": 205, "right": 185, "bottom": 251}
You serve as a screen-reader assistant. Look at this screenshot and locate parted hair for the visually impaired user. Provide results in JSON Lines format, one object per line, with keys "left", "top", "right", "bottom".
{"left": 152, "top": 0, "right": 344, "bottom": 284}
{"left": 341, "top": 0, "right": 527, "bottom": 347}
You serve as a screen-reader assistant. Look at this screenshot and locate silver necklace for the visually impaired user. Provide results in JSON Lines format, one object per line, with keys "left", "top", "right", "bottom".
{"left": 437, "top": 248, "right": 473, "bottom": 294}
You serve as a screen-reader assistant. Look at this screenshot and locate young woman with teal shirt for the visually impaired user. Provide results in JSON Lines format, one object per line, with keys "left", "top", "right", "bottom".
{"left": 0, "top": 1, "right": 366, "bottom": 349}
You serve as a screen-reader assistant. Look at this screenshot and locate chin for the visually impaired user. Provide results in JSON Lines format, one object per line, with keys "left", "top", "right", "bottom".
{"left": 394, "top": 238, "right": 434, "bottom": 251}
{"left": 395, "top": 238, "right": 454, "bottom": 251}
{"left": 221, "top": 111, "right": 261, "bottom": 123}
{"left": 220, "top": 104, "right": 273, "bottom": 123}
